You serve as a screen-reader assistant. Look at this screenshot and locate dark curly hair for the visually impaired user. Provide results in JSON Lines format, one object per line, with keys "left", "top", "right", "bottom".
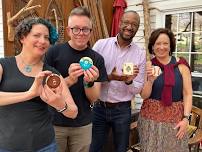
{"left": 15, "top": 17, "right": 58, "bottom": 45}
{"left": 148, "top": 28, "right": 176, "bottom": 55}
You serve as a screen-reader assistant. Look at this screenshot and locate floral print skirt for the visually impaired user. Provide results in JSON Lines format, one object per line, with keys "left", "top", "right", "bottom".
{"left": 138, "top": 99, "right": 189, "bottom": 152}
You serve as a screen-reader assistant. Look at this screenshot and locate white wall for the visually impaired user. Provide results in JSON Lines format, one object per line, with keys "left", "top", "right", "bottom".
{"left": 0, "top": 0, "right": 4, "bottom": 57}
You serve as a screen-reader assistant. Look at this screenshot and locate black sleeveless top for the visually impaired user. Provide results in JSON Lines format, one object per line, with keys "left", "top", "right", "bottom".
{"left": 150, "top": 56, "right": 183, "bottom": 102}
{"left": 0, "top": 57, "right": 57, "bottom": 151}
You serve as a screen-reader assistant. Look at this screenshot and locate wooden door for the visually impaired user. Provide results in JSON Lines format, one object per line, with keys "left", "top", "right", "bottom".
{"left": 2, "top": 0, "right": 113, "bottom": 56}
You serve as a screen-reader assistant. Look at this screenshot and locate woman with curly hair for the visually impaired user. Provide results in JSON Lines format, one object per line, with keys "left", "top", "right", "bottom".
{"left": 138, "top": 28, "right": 192, "bottom": 152}
{"left": 0, "top": 17, "right": 78, "bottom": 152}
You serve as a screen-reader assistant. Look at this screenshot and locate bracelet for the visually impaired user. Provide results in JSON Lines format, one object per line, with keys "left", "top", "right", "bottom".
{"left": 83, "top": 81, "right": 94, "bottom": 88}
{"left": 57, "top": 102, "right": 68, "bottom": 113}
{"left": 182, "top": 115, "right": 190, "bottom": 121}
{"left": 125, "top": 80, "right": 133, "bottom": 85}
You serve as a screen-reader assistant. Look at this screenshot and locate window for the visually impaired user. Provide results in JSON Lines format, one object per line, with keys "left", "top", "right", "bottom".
{"left": 165, "top": 11, "right": 202, "bottom": 105}
{"left": 166, "top": 11, "right": 202, "bottom": 73}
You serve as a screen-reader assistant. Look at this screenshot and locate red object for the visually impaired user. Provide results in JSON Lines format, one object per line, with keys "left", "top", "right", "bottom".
{"left": 111, "top": 0, "right": 127, "bottom": 37}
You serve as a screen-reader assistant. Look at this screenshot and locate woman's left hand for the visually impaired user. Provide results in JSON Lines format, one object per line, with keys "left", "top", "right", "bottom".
{"left": 174, "top": 119, "right": 189, "bottom": 139}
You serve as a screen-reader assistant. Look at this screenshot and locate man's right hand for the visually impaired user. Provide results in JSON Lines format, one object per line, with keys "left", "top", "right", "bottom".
{"left": 65, "top": 63, "right": 84, "bottom": 87}
{"left": 108, "top": 67, "right": 128, "bottom": 81}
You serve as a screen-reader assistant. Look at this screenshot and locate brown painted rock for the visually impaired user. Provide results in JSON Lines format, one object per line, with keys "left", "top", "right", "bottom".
{"left": 46, "top": 74, "right": 61, "bottom": 88}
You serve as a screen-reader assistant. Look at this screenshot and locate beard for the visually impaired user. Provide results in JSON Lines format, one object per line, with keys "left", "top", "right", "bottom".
{"left": 119, "top": 30, "right": 135, "bottom": 42}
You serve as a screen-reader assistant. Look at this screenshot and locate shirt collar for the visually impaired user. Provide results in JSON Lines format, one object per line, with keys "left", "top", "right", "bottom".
{"left": 114, "top": 34, "right": 133, "bottom": 48}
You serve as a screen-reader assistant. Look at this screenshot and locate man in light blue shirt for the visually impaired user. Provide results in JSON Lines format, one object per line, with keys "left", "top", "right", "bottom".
{"left": 90, "top": 10, "right": 146, "bottom": 152}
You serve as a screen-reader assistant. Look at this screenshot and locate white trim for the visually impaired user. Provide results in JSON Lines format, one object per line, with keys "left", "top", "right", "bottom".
{"left": 192, "top": 72, "right": 202, "bottom": 77}
{"left": 154, "top": 2, "right": 202, "bottom": 28}
{"left": 150, "top": 0, "right": 202, "bottom": 13}
{"left": 193, "top": 94, "right": 202, "bottom": 98}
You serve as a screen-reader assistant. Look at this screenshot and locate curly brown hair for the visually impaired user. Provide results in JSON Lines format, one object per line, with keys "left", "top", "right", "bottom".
{"left": 15, "top": 17, "right": 58, "bottom": 46}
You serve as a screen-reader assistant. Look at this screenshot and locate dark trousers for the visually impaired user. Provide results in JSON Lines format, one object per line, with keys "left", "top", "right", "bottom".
{"left": 90, "top": 101, "right": 131, "bottom": 152}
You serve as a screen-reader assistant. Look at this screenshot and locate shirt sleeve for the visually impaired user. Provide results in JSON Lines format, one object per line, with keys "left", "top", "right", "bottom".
{"left": 94, "top": 55, "right": 108, "bottom": 82}
{"left": 93, "top": 40, "right": 108, "bottom": 82}
{"left": 127, "top": 49, "right": 146, "bottom": 95}
{"left": 92, "top": 39, "right": 102, "bottom": 53}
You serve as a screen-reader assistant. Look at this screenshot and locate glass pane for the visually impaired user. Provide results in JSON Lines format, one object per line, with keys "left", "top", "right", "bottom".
{"left": 191, "top": 54, "right": 202, "bottom": 73}
{"left": 193, "top": 33, "right": 202, "bottom": 53}
{"left": 192, "top": 76, "right": 202, "bottom": 92}
{"left": 193, "top": 11, "right": 202, "bottom": 32}
{"left": 176, "top": 33, "right": 191, "bottom": 52}
{"left": 178, "top": 12, "right": 191, "bottom": 32}
{"left": 165, "top": 14, "right": 177, "bottom": 32}
{"left": 193, "top": 96, "right": 202, "bottom": 108}
{"left": 173, "top": 53, "right": 189, "bottom": 62}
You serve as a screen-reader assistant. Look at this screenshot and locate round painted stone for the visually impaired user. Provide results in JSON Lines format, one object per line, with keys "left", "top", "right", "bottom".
{"left": 79, "top": 57, "right": 93, "bottom": 70}
{"left": 152, "top": 66, "right": 162, "bottom": 76}
{"left": 46, "top": 74, "right": 61, "bottom": 88}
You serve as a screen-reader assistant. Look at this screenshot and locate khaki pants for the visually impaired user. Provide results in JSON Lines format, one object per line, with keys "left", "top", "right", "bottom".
{"left": 54, "top": 124, "right": 92, "bottom": 152}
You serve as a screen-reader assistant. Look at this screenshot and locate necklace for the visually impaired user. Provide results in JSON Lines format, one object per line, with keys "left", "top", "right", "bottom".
{"left": 20, "top": 56, "right": 41, "bottom": 73}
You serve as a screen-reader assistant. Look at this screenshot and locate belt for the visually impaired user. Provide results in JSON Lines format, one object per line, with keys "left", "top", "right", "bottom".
{"left": 97, "top": 100, "right": 131, "bottom": 108}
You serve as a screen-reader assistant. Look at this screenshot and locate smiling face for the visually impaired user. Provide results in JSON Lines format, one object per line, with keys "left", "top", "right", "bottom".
{"left": 67, "top": 15, "right": 92, "bottom": 50}
{"left": 119, "top": 12, "right": 140, "bottom": 42}
{"left": 20, "top": 24, "right": 50, "bottom": 56}
{"left": 153, "top": 33, "right": 171, "bottom": 59}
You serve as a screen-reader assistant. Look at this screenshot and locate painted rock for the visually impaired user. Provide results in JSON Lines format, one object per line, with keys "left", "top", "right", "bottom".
{"left": 79, "top": 57, "right": 93, "bottom": 70}
{"left": 152, "top": 66, "right": 162, "bottom": 76}
{"left": 46, "top": 74, "right": 61, "bottom": 88}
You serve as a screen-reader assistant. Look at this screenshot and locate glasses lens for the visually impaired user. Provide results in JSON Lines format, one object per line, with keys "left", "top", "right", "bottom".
{"left": 82, "top": 28, "right": 91, "bottom": 35}
{"left": 71, "top": 27, "right": 91, "bottom": 35}
{"left": 72, "top": 28, "right": 80, "bottom": 35}
{"left": 122, "top": 21, "right": 137, "bottom": 28}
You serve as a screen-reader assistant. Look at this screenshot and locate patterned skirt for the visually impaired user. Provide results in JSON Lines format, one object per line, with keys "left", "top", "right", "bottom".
{"left": 138, "top": 99, "right": 189, "bottom": 152}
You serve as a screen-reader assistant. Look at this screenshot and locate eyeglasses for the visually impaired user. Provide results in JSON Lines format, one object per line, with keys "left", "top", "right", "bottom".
{"left": 70, "top": 27, "right": 92, "bottom": 35}
{"left": 121, "top": 21, "right": 139, "bottom": 29}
